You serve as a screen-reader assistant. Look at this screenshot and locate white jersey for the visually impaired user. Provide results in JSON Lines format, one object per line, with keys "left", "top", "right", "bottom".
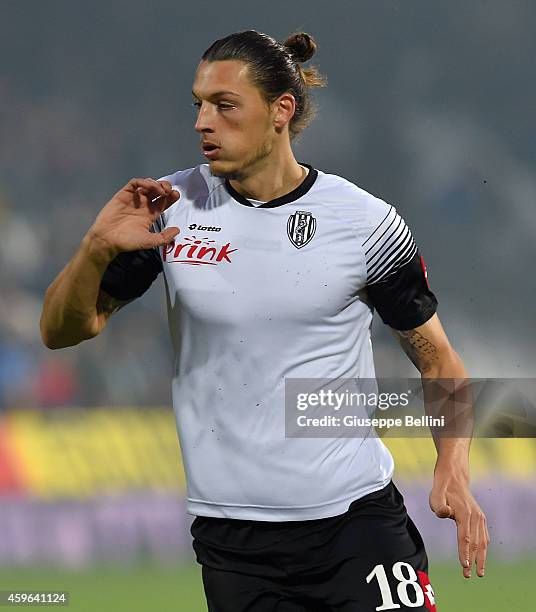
{"left": 101, "top": 163, "right": 437, "bottom": 520}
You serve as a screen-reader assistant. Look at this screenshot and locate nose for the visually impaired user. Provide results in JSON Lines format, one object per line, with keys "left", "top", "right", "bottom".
{"left": 194, "top": 102, "right": 215, "bottom": 134}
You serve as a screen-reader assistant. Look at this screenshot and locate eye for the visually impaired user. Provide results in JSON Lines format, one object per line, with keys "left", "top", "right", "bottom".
{"left": 192, "top": 101, "right": 201, "bottom": 109}
{"left": 218, "top": 102, "right": 235, "bottom": 111}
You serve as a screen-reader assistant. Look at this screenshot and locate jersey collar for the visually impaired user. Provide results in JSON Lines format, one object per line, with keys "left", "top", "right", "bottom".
{"left": 224, "top": 164, "right": 318, "bottom": 209}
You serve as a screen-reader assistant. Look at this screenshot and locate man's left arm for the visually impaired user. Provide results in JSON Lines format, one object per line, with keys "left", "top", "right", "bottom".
{"left": 360, "top": 203, "right": 490, "bottom": 578}
{"left": 391, "top": 314, "right": 490, "bottom": 579}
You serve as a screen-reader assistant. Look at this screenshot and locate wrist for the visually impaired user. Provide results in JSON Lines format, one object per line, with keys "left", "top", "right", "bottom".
{"left": 434, "top": 456, "right": 470, "bottom": 483}
{"left": 82, "top": 230, "right": 118, "bottom": 267}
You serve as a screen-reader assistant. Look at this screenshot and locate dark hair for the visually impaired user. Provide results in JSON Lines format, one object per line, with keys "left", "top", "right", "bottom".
{"left": 201, "top": 30, "right": 326, "bottom": 139}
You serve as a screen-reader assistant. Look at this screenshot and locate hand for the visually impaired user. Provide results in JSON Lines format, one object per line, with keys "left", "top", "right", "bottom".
{"left": 87, "top": 178, "right": 181, "bottom": 261}
{"left": 429, "top": 468, "right": 490, "bottom": 579}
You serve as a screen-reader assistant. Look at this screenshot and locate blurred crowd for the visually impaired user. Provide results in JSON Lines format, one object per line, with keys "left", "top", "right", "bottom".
{"left": 0, "top": 86, "right": 174, "bottom": 408}
{"left": 1, "top": 1, "right": 535, "bottom": 409}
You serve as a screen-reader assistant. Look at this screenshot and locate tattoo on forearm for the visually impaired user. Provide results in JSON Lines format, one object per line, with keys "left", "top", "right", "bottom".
{"left": 96, "top": 291, "right": 131, "bottom": 317}
{"left": 394, "top": 329, "right": 439, "bottom": 373}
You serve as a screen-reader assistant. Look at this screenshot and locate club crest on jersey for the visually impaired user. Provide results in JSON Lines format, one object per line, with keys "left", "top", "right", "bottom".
{"left": 287, "top": 211, "right": 316, "bottom": 249}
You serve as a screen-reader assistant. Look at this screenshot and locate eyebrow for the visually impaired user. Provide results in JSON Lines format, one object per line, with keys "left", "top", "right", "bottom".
{"left": 192, "top": 90, "right": 241, "bottom": 98}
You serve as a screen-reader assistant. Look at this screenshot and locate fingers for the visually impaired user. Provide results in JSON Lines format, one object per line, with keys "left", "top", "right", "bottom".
{"left": 431, "top": 481, "right": 489, "bottom": 580}
{"left": 456, "top": 512, "right": 472, "bottom": 578}
{"left": 148, "top": 180, "right": 176, "bottom": 204}
{"left": 150, "top": 188, "right": 181, "bottom": 214}
{"left": 125, "top": 178, "right": 180, "bottom": 211}
{"left": 164, "top": 188, "right": 181, "bottom": 210}
{"left": 145, "top": 226, "right": 180, "bottom": 248}
{"left": 456, "top": 507, "right": 489, "bottom": 579}
{"left": 467, "top": 509, "right": 480, "bottom": 578}
{"left": 127, "top": 177, "right": 168, "bottom": 199}
{"left": 429, "top": 488, "right": 453, "bottom": 519}
{"left": 434, "top": 503, "right": 453, "bottom": 519}
{"left": 476, "top": 513, "right": 490, "bottom": 577}
{"left": 160, "top": 227, "right": 181, "bottom": 243}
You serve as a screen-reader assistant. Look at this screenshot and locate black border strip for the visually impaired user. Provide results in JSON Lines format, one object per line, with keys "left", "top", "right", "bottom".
{"left": 224, "top": 164, "right": 318, "bottom": 208}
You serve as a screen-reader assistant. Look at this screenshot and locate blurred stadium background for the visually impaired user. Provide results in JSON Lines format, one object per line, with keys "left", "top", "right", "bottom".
{"left": 1, "top": 0, "right": 535, "bottom": 609}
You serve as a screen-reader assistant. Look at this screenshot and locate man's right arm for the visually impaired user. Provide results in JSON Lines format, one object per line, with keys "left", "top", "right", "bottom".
{"left": 40, "top": 177, "right": 180, "bottom": 349}
{"left": 40, "top": 233, "right": 131, "bottom": 349}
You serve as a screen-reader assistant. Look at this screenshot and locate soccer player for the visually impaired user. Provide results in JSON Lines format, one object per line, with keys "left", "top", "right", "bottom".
{"left": 41, "top": 31, "right": 489, "bottom": 611}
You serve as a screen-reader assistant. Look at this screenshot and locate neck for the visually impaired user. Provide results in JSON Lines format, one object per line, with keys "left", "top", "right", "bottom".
{"left": 228, "top": 146, "right": 305, "bottom": 202}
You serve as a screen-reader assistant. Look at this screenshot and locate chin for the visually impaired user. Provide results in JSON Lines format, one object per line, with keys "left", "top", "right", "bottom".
{"left": 207, "top": 142, "right": 271, "bottom": 181}
{"left": 208, "top": 159, "right": 241, "bottom": 180}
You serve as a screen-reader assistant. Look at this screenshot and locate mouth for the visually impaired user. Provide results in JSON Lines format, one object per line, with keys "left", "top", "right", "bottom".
{"left": 202, "top": 142, "right": 221, "bottom": 159}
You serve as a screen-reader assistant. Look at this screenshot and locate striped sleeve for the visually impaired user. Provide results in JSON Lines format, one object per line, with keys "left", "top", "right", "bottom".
{"left": 362, "top": 200, "right": 438, "bottom": 330}
{"left": 363, "top": 205, "right": 417, "bottom": 286}
{"left": 152, "top": 214, "right": 164, "bottom": 234}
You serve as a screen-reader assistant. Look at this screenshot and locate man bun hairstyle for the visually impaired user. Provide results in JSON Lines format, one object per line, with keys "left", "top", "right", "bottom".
{"left": 283, "top": 32, "right": 316, "bottom": 63}
{"left": 202, "top": 30, "right": 326, "bottom": 139}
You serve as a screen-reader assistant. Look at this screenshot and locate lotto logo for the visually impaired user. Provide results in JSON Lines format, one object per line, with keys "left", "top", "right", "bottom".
{"left": 188, "top": 223, "right": 221, "bottom": 232}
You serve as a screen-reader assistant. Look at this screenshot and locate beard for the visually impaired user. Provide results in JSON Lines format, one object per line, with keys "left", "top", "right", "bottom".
{"left": 209, "top": 137, "right": 273, "bottom": 181}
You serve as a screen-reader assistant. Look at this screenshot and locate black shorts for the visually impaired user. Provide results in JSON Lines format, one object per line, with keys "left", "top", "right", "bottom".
{"left": 191, "top": 481, "right": 437, "bottom": 611}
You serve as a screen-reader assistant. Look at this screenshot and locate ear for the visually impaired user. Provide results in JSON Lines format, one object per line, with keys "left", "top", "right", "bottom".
{"left": 272, "top": 93, "right": 296, "bottom": 131}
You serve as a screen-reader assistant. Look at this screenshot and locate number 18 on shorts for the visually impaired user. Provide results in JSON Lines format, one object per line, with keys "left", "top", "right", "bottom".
{"left": 366, "top": 562, "right": 436, "bottom": 611}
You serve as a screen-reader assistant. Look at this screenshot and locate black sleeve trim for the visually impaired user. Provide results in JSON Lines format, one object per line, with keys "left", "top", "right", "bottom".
{"left": 100, "top": 248, "right": 163, "bottom": 301}
{"left": 365, "top": 251, "right": 438, "bottom": 331}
